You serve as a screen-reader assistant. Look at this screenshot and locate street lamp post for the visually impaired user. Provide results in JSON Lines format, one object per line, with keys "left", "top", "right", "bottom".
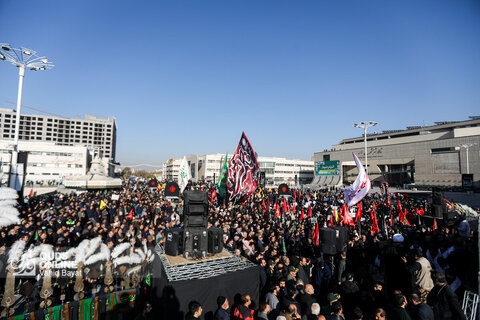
{"left": 353, "top": 121, "right": 378, "bottom": 175}
{"left": 457, "top": 143, "right": 477, "bottom": 174}
{"left": 0, "top": 44, "right": 53, "bottom": 190}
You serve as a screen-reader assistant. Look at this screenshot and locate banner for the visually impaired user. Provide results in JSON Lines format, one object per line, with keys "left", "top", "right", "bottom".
{"left": 343, "top": 153, "right": 371, "bottom": 207}
{"left": 314, "top": 160, "right": 340, "bottom": 175}
{"left": 178, "top": 156, "right": 191, "bottom": 193}
{"left": 227, "top": 132, "right": 259, "bottom": 203}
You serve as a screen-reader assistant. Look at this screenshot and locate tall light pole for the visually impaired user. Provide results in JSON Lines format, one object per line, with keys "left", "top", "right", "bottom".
{"left": 0, "top": 44, "right": 54, "bottom": 189}
{"left": 353, "top": 121, "right": 378, "bottom": 175}
{"left": 457, "top": 143, "right": 477, "bottom": 174}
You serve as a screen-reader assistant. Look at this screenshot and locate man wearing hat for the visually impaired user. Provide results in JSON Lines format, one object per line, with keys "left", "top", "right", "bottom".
{"left": 287, "top": 266, "right": 297, "bottom": 282}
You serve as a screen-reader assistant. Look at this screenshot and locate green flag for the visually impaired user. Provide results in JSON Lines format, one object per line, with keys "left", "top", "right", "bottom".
{"left": 217, "top": 154, "right": 229, "bottom": 198}
{"left": 281, "top": 237, "right": 287, "bottom": 254}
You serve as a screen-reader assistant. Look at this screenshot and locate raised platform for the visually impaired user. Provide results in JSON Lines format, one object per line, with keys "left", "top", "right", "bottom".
{"left": 155, "top": 247, "right": 255, "bottom": 282}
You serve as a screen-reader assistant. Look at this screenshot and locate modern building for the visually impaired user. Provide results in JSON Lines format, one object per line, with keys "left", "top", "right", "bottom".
{"left": 0, "top": 141, "right": 88, "bottom": 185}
{"left": 312, "top": 117, "right": 480, "bottom": 189}
{"left": 0, "top": 108, "right": 117, "bottom": 161}
{"left": 164, "top": 154, "right": 314, "bottom": 187}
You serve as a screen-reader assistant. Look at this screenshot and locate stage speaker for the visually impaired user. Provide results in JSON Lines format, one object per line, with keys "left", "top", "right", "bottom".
{"left": 165, "top": 228, "right": 183, "bottom": 256}
{"left": 320, "top": 228, "right": 337, "bottom": 255}
{"left": 208, "top": 227, "right": 224, "bottom": 254}
{"left": 184, "top": 214, "right": 208, "bottom": 228}
{"left": 432, "top": 188, "right": 443, "bottom": 205}
{"left": 165, "top": 182, "right": 180, "bottom": 197}
{"left": 278, "top": 184, "right": 290, "bottom": 195}
{"left": 184, "top": 190, "right": 209, "bottom": 216}
{"left": 184, "top": 227, "right": 208, "bottom": 259}
{"left": 432, "top": 204, "right": 444, "bottom": 218}
{"left": 462, "top": 174, "right": 474, "bottom": 191}
{"left": 333, "top": 226, "right": 348, "bottom": 252}
{"left": 148, "top": 179, "right": 158, "bottom": 189}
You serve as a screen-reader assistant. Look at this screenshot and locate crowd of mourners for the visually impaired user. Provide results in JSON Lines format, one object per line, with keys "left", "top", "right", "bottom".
{"left": 0, "top": 179, "right": 478, "bottom": 320}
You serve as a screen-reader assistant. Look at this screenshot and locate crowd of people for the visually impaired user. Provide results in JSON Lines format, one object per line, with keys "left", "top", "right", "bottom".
{"left": 0, "top": 179, "right": 478, "bottom": 320}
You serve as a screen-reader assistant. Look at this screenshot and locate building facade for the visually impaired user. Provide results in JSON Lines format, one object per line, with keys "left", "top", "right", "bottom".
{"left": 0, "top": 141, "right": 88, "bottom": 185}
{"left": 164, "top": 154, "right": 314, "bottom": 187}
{"left": 0, "top": 108, "right": 116, "bottom": 161}
{"left": 312, "top": 117, "right": 480, "bottom": 189}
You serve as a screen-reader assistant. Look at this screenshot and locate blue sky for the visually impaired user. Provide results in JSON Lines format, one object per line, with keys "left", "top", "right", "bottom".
{"left": 1, "top": 1, "right": 479, "bottom": 167}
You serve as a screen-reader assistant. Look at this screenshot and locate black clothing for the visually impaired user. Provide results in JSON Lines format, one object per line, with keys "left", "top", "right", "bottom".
{"left": 427, "top": 284, "right": 466, "bottom": 320}
{"left": 410, "top": 303, "right": 434, "bottom": 320}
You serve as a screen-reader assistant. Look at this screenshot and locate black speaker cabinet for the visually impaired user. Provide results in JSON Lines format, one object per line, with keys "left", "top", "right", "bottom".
{"left": 184, "top": 190, "right": 208, "bottom": 205}
{"left": 333, "top": 226, "right": 348, "bottom": 253}
{"left": 183, "top": 227, "right": 208, "bottom": 259}
{"left": 148, "top": 179, "right": 158, "bottom": 189}
{"left": 320, "top": 228, "right": 337, "bottom": 255}
{"left": 184, "top": 214, "right": 208, "bottom": 228}
{"left": 432, "top": 204, "right": 444, "bottom": 218}
{"left": 432, "top": 188, "right": 443, "bottom": 205}
{"left": 165, "top": 182, "right": 180, "bottom": 197}
{"left": 208, "top": 227, "right": 224, "bottom": 254}
{"left": 165, "top": 228, "right": 183, "bottom": 256}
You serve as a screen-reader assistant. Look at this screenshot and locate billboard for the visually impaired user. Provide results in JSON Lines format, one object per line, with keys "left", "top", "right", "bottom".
{"left": 315, "top": 160, "right": 340, "bottom": 175}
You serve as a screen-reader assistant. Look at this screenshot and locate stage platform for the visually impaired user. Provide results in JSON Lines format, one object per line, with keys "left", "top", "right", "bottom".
{"left": 152, "top": 247, "right": 260, "bottom": 319}
{"left": 156, "top": 247, "right": 255, "bottom": 282}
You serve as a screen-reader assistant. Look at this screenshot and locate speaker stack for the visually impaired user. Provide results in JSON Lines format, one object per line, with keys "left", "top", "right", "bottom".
{"left": 319, "top": 226, "right": 348, "bottom": 255}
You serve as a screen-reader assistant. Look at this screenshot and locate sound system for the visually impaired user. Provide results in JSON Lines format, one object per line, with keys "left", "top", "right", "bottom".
{"left": 333, "top": 226, "right": 348, "bottom": 252}
{"left": 432, "top": 188, "right": 443, "bottom": 205}
{"left": 165, "top": 182, "right": 180, "bottom": 197}
{"left": 320, "top": 228, "right": 337, "bottom": 255}
{"left": 462, "top": 174, "right": 474, "bottom": 191}
{"left": 184, "top": 214, "right": 208, "bottom": 228}
{"left": 184, "top": 191, "right": 209, "bottom": 216}
{"left": 183, "top": 227, "right": 208, "bottom": 259}
{"left": 278, "top": 183, "right": 290, "bottom": 195}
{"left": 432, "top": 204, "right": 444, "bottom": 218}
{"left": 165, "top": 228, "right": 183, "bottom": 256}
{"left": 208, "top": 227, "right": 224, "bottom": 254}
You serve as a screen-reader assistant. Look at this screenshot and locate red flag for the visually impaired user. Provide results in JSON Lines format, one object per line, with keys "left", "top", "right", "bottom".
{"left": 355, "top": 202, "right": 362, "bottom": 222}
{"left": 294, "top": 190, "right": 297, "bottom": 200}
{"left": 387, "top": 196, "right": 391, "bottom": 206}
{"left": 28, "top": 188, "right": 33, "bottom": 197}
{"left": 397, "top": 200, "right": 403, "bottom": 215}
{"left": 210, "top": 189, "right": 217, "bottom": 205}
{"left": 329, "top": 212, "right": 335, "bottom": 228}
{"left": 298, "top": 189, "right": 301, "bottom": 198}
{"left": 283, "top": 198, "right": 288, "bottom": 213}
{"left": 371, "top": 202, "right": 379, "bottom": 234}
{"left": 416, "top": 208, "right": 425, "bottom": 216}
{"left": 128, "top": 209, "right": 134, "bottom": 220}
{"left": 308, "top": 206, "right": 312, "bottom": 218}
{"left": 275, "top": 201, "right": 281, "bottom": 218}
{"left": 433, "top": 218, "right": 437, "bottom": 231}
{"left": 300, "top": 209, "right": 304, "bottom": 221}
{"left": 262, "top": 198, "right": 266, "bottom": 212}
{"left": 390, "top": 212, "right": 393, "bottom": 226}
{"left": 292, "top": 203, "right": 296, "bottom": 214}
{"left": 342, "top": 203, "right": 355, "bottom": 226}
{"left": 315, "top": 222, "right": 320, "bottom": 246}
{"left": 404, "top": 210, "right": 411, "bottom": 226}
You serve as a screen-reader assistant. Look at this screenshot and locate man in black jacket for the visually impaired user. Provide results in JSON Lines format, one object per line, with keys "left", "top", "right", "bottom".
{"left": 408, "top": 293, "right": 434, "bottom": 320}
{"left": 427, "top": 272, "right": 466, "bottom": 320}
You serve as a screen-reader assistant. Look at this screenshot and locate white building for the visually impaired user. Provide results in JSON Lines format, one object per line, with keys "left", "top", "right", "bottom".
{"left": 164, "top": 154, "right": 314, "bottom": 187}
{"left": 0, "top": 141, "right": 88, "bottom": 185}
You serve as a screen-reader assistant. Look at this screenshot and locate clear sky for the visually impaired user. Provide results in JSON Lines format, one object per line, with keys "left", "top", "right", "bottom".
{"left": 1, "top": 1, "right": 479, "bottom": 167}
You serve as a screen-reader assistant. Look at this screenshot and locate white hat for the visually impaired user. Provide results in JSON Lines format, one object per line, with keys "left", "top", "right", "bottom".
{"left": 393, "top": 234, "right": 404, "bottom": 243}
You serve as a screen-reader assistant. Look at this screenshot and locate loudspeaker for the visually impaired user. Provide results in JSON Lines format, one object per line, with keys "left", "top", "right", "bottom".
{"left": 184, "top": 191, "right": 209, "bottom": 205}
{"left": 462, "top": 174, "right": 473, "bottom": 191}
{"left": 320, "top": 228, "right": 337, "bottom": 255}
{"left": 432, "top": 204, "right": 444, "bottom": 218}
{"left": 278, "top": 184, "right": 290, "bottom": 195}
{"left": 165, "top": 182, "right": 180, "bottom": 197}
{"left": 208, "top": 227, "right": 224, "bottom": 254}
{"left": 183, "top": 227, "right": 208, "bottom": 259}
{"left": 184, "top": 214, "right": 208, "bottom": 228}
{"left": 333, "top": 226, "right": 348, "bottom": 253}
{"left": 165, "top": 228, "right": 183, "bottom": 256}
{"left": 432, "top": 188, "right": 443, "bottom": 205}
